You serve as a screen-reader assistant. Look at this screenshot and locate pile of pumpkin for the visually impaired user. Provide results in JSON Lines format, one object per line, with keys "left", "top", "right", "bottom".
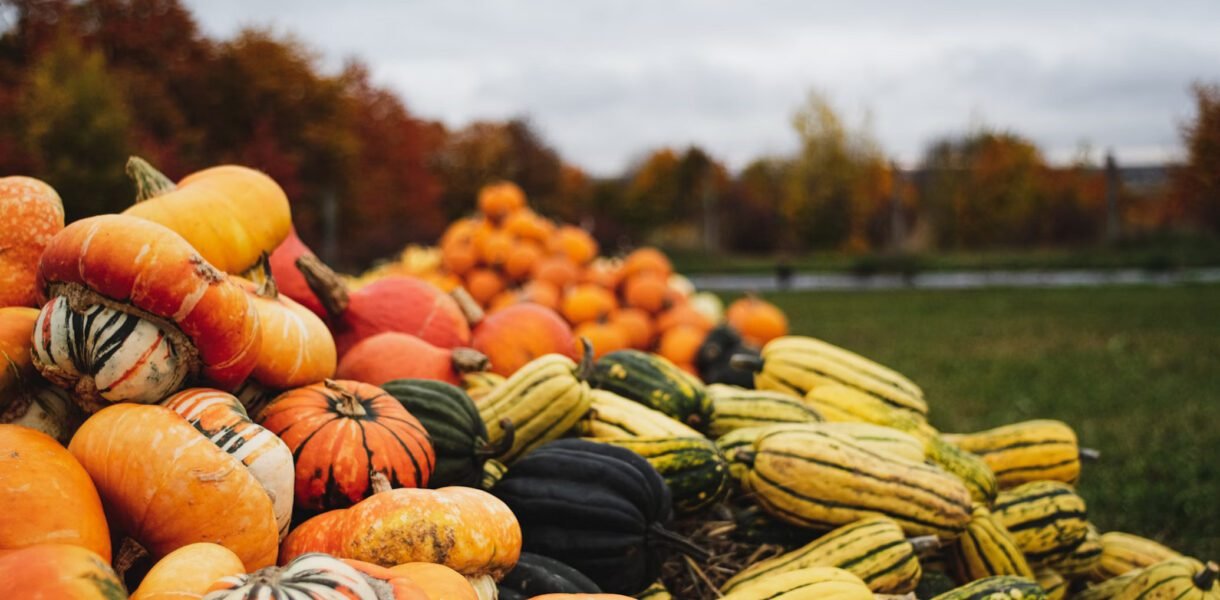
{"left": 0, "top": 162, "right": 1216, "bottom": 600}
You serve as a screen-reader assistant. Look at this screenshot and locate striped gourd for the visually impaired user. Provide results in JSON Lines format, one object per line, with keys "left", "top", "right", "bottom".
{"left": 722, "top": 516, "right": 935, "bottom": 594}
{"left": 992, "top": 481, "right": 1089, "bottom": 569}
{"left": 590, "top": 350, "right": 713, "bottom": 431}
{"left": 576, "top": 389, "right": 701, "bottom": 439}
{"left": 592, "top": 436, "right": 730, "bottom": 514}
{"left": 944, "top": 420, "right": 1083, "bottom": 488}
{"left": 162, "top": 388, "right": 294, "bottom": 539}
{"left": 481, "top": 458, "right": 508, "bottom": 490}
{"left": 924, "top": 436, "right": 999, "bottom": 505}
{"left": 477, "top": 352, "right": 592, "bottom": 463}
{"left": 1093, "top": 532, "right": 1181, "bottom": 582}
{"left": 721, "top": 566, "right": 874, "bottom": 600}
{"left": 737, "top": 427, "right": 973, "bottom": 538}
{"left": 462, "top": 371, "right": 505, "bottom": 404}
{"left": 1076, "top": 569, "right": 1144, "bottom": 600}
{"left": 1036, "top": 568, "right": 1067, "bottom": 600}
{"left": 1112, "top": 558, "right": 1219, "bottom": 600}
{"left": 742, "top": 335, "right": 927, "bottom": 418}
{"left": 948, "top": 504, "right": 1035, "bottom": 582}
{"left": 705, "top": 383, "right": 822, "bottom": 437}
{"left": 717, "top": 422, "right": 924, "bottom": 481}
{"left": 930, "top": 576, "right": 1047, "bottom": 600}
{"left": 1056, "top": 524, "right": 1103, "bottom": 578}
{"left": 636, "top": 580, "right": 672, "bottom": 599}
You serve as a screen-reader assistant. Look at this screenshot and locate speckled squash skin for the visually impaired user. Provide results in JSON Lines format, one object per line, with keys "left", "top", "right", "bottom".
{"left": 0, "top": 176, "right": 63, "bottom": 308}
{"left": 0, "top": 544, "right": 125, "bottom": 600}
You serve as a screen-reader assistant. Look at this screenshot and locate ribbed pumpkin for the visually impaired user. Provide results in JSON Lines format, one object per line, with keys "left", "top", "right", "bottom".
{"left": 0, "top": 544, "right": 125, "bottom": 600}
{"left": 381, "top": 379, "right": 511, "bottom": 488}
{"left": 296, "top": 254, "right": 471, "bottom": 356}
{"left": 130, "top": 543, "right": 245, "bottom": 600}
{"left": 237, "top": 264, "right": 337, "bottom": 390}
{"left": 0, "top": 425, "right": 110, "bottom": 560}
{"left": 123, "top": 157, "right": 291, "bottom": 275}
{"left": 259, "top": 379, "right": 435, "bottom": 511}
{"left": 0, "top": 176, "right": 64, "bottom": 308}
{"left": 337, "top": 332, "right": 489, "bottom": 386}
{"left": 469, "top": 302, "right": 579, "bottom": 377}
{"left": 34, "top": 215, "right": 261, "bottom": 411}
{"left": 69, "top": 404, "right": 279, "bottom": 570}
{"left": 206, "top": 553, "right": 427, "bottom": 600}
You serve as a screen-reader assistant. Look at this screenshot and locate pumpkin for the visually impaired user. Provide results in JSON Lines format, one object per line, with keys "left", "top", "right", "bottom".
{"left": 470, "top": 303, "right": 579, "bottom": 377}
{"left": 0, "top": 306, "right": 39, "bottom": 394}
{"left": 0, "top": 425, "right": 110, "bottom": 560}
{"left": 0, "top": 544, "right": 125, "bottom": 600}
{"left": 533, "top": 256, "right": 581, "bottom": 290}
{"left": 337, "top": 332, "right": 489, "bottom": 386}
{"left": 561, "top": 284, "right": 617, "bottom": 324}
{"left": 239, "top": 261, "right": 337, "bottom": 389}
{"left": 130, "top": 543, "right": 244, "bottom": 600}
{"left": 68, "top": 404, "right": 279, "bottom": 570}
{"left": 623, "top": 273, "right": 670, "bottom": 314}
{"left": 259, "top": 379, "right": 435, "bottom": 511}
{"left": 0, "top": 176, "right": 64, "bottom": 308}
{"left": 207, "top": 553, "right": 427, "bottom": 600}
{"left": 504, "top": 241, "right": 544, "bottom": 281}
{"left": 268, "top": 227, "right": 328, "bottom": 319}
{"left": 478, "top": 181, "right": 527, "bottom": 221}
{"left": 621, "top": 247, "right": 672, "bottom": 281}
{"left": 574, "top": 321, "right": 631, "bottom": 360}
{"left": 609, "top": 308, "right": 654, "bottom": 350}
{"left": 344, "top": 559, "right": 433, "bottom": 599}
{"left": 689, "top": 291, "right": 725, "bottom": 323}
{"left": 296, "top": 254, "right": 471, "bottom": 356}
{"left": 657, "top": 325, "right": 706, "bottom": 369}
{"left": 280, "top": 474, "right": 522, "bottom": 581}
{"left": 521, "top": 280, "right": 561, "bottom": 311}
{"left": 581, "top": 258, "right": 623, "bottom": 291}
{"left": 123, "top": 157, "right": 291, "bottom": 275}
{"left": 442, "top": 242, "right": 479, "bottom": 277}
{"left": 504, "top": 209, "right": 553, "bottom": 244}
{"left": 726, "top": 295, "right": 789, "bottom": 347}
{"left": 441, "top": 217, "right": 480, "bottom": 249}
{"left": 655, "top": 303, "right": 714, "bottom": 333}
{"left": 162, "top": 388, "right": 295, "bottom": 539}
{"left": 465, "top": 268, "right": 506, "bottom": 307}
{"left": 389, "top": 563, "right": 480, "bottom": 600}
{"left": 549, "top": 225, "right": 598, "bottom": 265}
{"left": 34, "top": 215, "right": 261, "bottom": 411}
{"left": 478, "top": 230, "right": 515, "bottom": 267}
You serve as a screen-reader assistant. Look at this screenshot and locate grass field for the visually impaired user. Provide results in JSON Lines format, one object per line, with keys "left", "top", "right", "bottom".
{"left": 732, "top": 284, "right": 1220, "bottom": 560}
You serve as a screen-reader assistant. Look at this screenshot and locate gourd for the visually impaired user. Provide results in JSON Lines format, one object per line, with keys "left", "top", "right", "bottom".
{"left": 589, "top": 349, "right": 713, "bottom": 432}
{"left": 1093, "top": 531, "right": 1181, "bottom": 581}
{"left": 576, "top": 389, "right": 702, "bottom": 439}
{"left": 0, "top": 544, "right": 125, "bottom": 600}
{"left": 477, "top": 347, "right": 593, "bottom": 463}
{"left": 236, "top": 260, "right": 337, "bottom": 389}
{"left": 130, "top": 543, "right": 244, "bottom": 600}
{"left": 947, "top": 504, "right": 1035, "bottom": 582}
{"left": 1112, "top": 558, "right": 1219, "bottom": 600}
{"left": 1036, "top": 568, "right": 1068, "bottom": 600}
{"left": 498, "top": 552, "right": 602, "bottom": 597}
{"left": 720, "top": 566, "right": 874, "bottom": 600}
{"left": 695, "top": 324, "right": 756, "bottom": 388}
{"left": 929, "top": 576, "right": 1047, "bottom": 600}
{"left": 704, "top": 383, "right": 822, "bottom": 437}
{"left": 0, "top": 176, "right": 63, "bottom": 308}
{"left": 991, "top": 481, "right": 1089, "bottom": 569}
{"left": 725, "top": 295, "right": 788, "bottom": 347}
{"left": 944, "top": 419, "right": 1086, "bottom": 488}
{"left": 268, "top": 227, "right": 328, "bottom": 319}
{"left": 462, "top": 370, "right": 505, "bottom": 402}
{"left": 337, "top": 331, "right": 489, "bottom": 386}
{"left": 205, "top": 552, "right": 427, "bottom": 599}
{"left": 467, "top": 301, "right": 579, "bottom": 377}
{"left": 1, "top": 307, "right": 83, "bottom": 441}
{"left": 590, "top": 436, "right": 731, "bottom": 514}
{"left": 388, "top": 563, "right": 480, "bottom": 600}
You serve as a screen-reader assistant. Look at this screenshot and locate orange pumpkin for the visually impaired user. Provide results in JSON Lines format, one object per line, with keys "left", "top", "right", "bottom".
{"left": 479, "top": 229, "right": 515, "bottom": 267}
{"left": 0, "top": 306, "right": 39, "bottom": 396}
{"left": 238, "top": 270, "right": 337, "bottom": 390}
{"left": 657, "top": 325, "right": 707, "bottom": 368}
{"left": 130, "top": 542, "right": 245, "bottom": 600}
{"left": 440, "top": 217, "right": 479, "bottom": 250}
{"left": 441, "top": 242, "right": 479, "bottom": 276}
{"left": 268, "top": 227, "right": 328, "bottom": 319}
{"left": 488, "top": 290, "right": 523, "bottom": 312}
{"left": 533, "top": 256, "right": 581, "bottom": 290}
{"left": 336, "top": 332, "right": 489, "bottom": 386}
{"left": 549, "top": 225, "right": 598, "bottom": 266}
{"left": 69, "top": 404, "right": 279, "bottom": 570}
{"left": 561, "top": 284, "right": 617, "bottom": 325}
{"left": 726, "top": 295, "right": 789, "bottom": 347}
{"left": 259, "top": 380, "right": 435, "bottom": 511}
{"left": 574, "top": 321, "right": 631, "bottom": 359}
{"left": 278, "top": 509, "right": 345, "bottom": 560}
{"left": 465, "top": 268, "right": 506, "bottom": 307}
{"left": 389, "top": 562, "right": 480, "bottom": 600}
{"left": 656, "top": 303, "right": 714, "bottom": 333}
{"left": 0, "top": 544, "right": 124, "bottom": 600}
{"left": 504, "top": 209, "right": 553, "bottom": 244}
{"left": 504, "top": 241, "right": 544, "bottom": 281}
{"left": 521, "top": 280, "right": 561, "bottom": 311}
{"left": 209, "top": 553, "right": 428, "bottom": 600}
{"left": 344, "top": 559, "right": 432, "bottom": 599}
{"left": 581, "top": 258, "right": 623, "bottom": 290}
{"left": 0, "top": 426, "right": 110, "bottom": 560}
{"left": 610, "top": 308, "right": 655, "bottom": 350}
{"left": 471, "top": 303, "right": 579, "bottom": 377}
{"left": 623, "top": 273, "right": 670, "bottom": 314}
{"left": 621, "top": 247, "right": 672, "bottom": 281}
{"left": 0, "top": 176, "right": 64, "bottom": 308}
{"left": 478, "top": 181, "right": 527, "bottom": 221}
{"left": 123, "top": 157, "right": 291, "bottom": 275}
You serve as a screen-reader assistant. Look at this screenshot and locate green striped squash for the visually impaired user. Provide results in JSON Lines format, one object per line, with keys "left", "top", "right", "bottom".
{"left": 948, "top": 504, "right": 1035, "bottom": 582}
{"left": 705, "top": 384, "right": 822, "bottom": 437}
{"left": 589, "top": 350, "right": 713, "bottom": 432}
{"left": 930, "top": 576, "right": 1047, "bottom": 600}
{"left": 477, "top": 352, "right": 593, "bottom": 463}
{"left": 992, "top": 481, "right": 1089, "bottom": 569}
{"left": 592, "top": 436, "right": 730, "bottom": 514}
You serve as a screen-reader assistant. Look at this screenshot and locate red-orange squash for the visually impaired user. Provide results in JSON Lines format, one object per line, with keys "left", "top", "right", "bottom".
{"left": 34, "top": 215, "right": 261, "bottom": 410}
{"left": 337, "top": 332, "right": 489, "bottom": 386}
{"left": 130, "top": 542, "right": 245, "bottom": 600}
{"left": 259, "top": 380, "right": 435, "bottom": 511}
{"left": 268, "top": 227, "right": 328, "bottom": 319}
{"left": 389, "top": 562, "right": 480, "bottom": 600}
{"left": 465, "top": 268, "right": 507, "bottom": 307}
{"left": 0, "top": 544, "right": 125, "bottom": 600}
{"left": 471, "top": 303, "right": 578, "bottom": 377}
{"left": 0, "top": 176, "right": 64, "bottom": 308}
{"left": 0, "top": 425, "right": 110, "bottom": 560}
{"left": 237, "top": 272, "right": 337, "bottom": 389}
{"left": 123, "top": 157, "right": 291, "bottom": 275}
{"left": 69, "top": 404, "right": 279, "bottom": 570}
{"left": 574, "top": 321, "right": 631, "bottom": 360}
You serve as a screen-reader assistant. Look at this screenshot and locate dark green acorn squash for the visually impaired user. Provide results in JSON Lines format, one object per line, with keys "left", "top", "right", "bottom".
{"left": 696, "top": 324, "right": 757, "bottom": 388}
{"left": 589, "top": 350, "right": 713, "bottom": 432}
{"left": 498, "top": 552, "right": 601, "bottom": 596}
{"left": 491, "top": 439, "right": 707, "bottom": 596}
{"left": 380, "top": 378, "right": 512, "bottom": 488}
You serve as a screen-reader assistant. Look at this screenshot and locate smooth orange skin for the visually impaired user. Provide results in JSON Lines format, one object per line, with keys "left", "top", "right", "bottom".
{"left": 0, "top": 544, "right": 124, "bottom": 600}
{"left": 238, "top": 278, "right": 337, "bottom": 389}
{"left": 344, "top": 560, "right": 430, "bottom": 599}
{"left": 442, "top": 242, "right": 479, "bottom": 276}
{"left": 69, "top": 404, "right": 278, "bottom": 571}
{"left": 0, "top": 177, "right": 64, "bottom": 308}
{"left": 280, "top": 510, "right": 346, "bottom": 563}
{"left": 268, "top": 228, "right": 327, "bottom": 319}
{"left": 574, "top": 321, "right": 631, "bottom": 360}
{"left": 477, "top": 182, "right": 527, "bottom": 221}
{"left": 388, "top": 563, "right": 479, "bottom": 600}
{"left": 465, "top": 268, "right": 506, "bottom": 307}
{"left": 520, "top": 280, "right": 561, "bottom": 311}
{"left": 479, "top": 230, "right": 515, "bottom": 267}
{"left": 623, "top": 273, "right": 670, "bottom": 314}
{"left": 656, "top": 303, "right": 714, "bottom": 333}
{"left": 549, "top": 226, "right": 598, "bottom": 266}
{"left": 532, "top": 256, "right": 581, "bottom": 291}
{"left": 727, "top": 296, "right": 789, "bottom": 347}
{"left": 561, "top": 284, "right": 617, "bottom": 325}
{"left": 503, "top": 210, "right": 553, "bottom": 244}
{"left": 131, "top": 542, "right": 244, "bottom": 600}
{"left": 621, "top": 247, "right": 672, "bottom": 281}
{"left": 657, "top": 324, "right": 707, "bottom": 367}
{"left": 0, "top": 426, "right": 110, "bottom": 561}
{"left": 0, "top": 306, "right": 39, "bottom": 395}
{"left": 123, "top": 165, "right": 291, "bottom": 274}
{"left": 337, "top": 332, "right": 466, "bottom": 386}
{"left": 504, "top": 241, "right": 543, "bottom": 281}
{"left": 473, "top": 304, "right": 578, "bottom": 377}
{"left": 37, "top": 215, "right": 261, "bottom": 390}
{"left": 581, "top": 259, "right": 622, "bottom": 290}
{"left": 610, "top": 308, "right": 654, "bottom": 350}
{"left": 440, "top": 218, "right": 479, "bottom": 250}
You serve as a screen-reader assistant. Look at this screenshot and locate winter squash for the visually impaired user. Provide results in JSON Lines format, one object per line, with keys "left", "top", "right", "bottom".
{"left": 344, "top": 560, "right": 433, "bottom": 599}
{"left": 574, "top": 321, "right": 631, "bottom": 359}
{"left": 657, "top": 324, "right": 706, "bottom": 370}
{"left": 462, "top": 371, "right": 505, "bottom": 402}
{"left": 504, "top": 241, "right": 544, "bottom": 281}
{"left": 582, "top": 258, "right": 623, "bottom": 290}
{"left": 238, "top": 263, "right": 337, "bottom": 389}
{"left": 280, "top": 474, "right": 521, "bottom": 581}
{"left": 498, "top": 552, "right": 602, "bottom": 597}
{"left": 207, "top": 553, "right": 427, "bottom": 600}
{"left": 296, "top": 254, "right": 471, "bottom": 356}
{"left": 390, "top": 562, "right": 480, "bottom": 600}
{"left": 561, "top": 284, "right": 617, "bottom": 324}
{"left": 726, "top": 295, "right": 789, "bottom": 347}
{"left": 123, "top": 157, "right": 291, "bottom": 275}
{"left": 268, "top": 228, "right": 328, "bottom": 319}
{"left": 695, "top": 325, "right": 758, "bottom": 387}
{"left": 465, "top": 268, "right": 506, "bottom": 307}
{"left": 442, "top": 242, "right": 479, "bottom": 276}
{"left": 621, "top": 247, "right": 672, "bottom": 281}
{"left": 34, "top": 215, "right": 261, "bottom": 411}
{"left": 259, "top": 379, "right": 435, "bottom": 511}
{"left": 623, "top": 273, "right": 670, "bottom": 313}
{"left": 0, "top": 425, "right": 110, "bottom": 560}
{"left": 549, "top": 225, "right": 598, "bottom": 265}
{"left": 162, "top": 388, "right": 295, "bottom": 539}
{"left": 68, "top": 404, "right": 279, "bottom": 570}
{"left": 0, "top": 383, "right": 82, "bottom": 443}
{"left": 0, "top": 176, "right": 63, "bottom": 308}
{"left": 0, "top": 544, "right": 125, "bottom": 600}
{"left": 521, "top": 280, "right": 561, "bottom": 310}
{"left": 503, "top": 209, "right": 553, "bottom": 244}
{"left": 655, "top": 303, "right": 714, "bottom": 333}
{"left": 130, "top": 543, "right": 244, "bottom": 600}
{"left": 441, "top": 217, "right": 479, "bottom": 249}
{"left": 337, "top": 332, "right": 489, "bottom": 386}
{"left": 533, "top": 256, "right": 581, "bottom": 290}
{"left": 609, "top": 308, "right": 654, "bottom": 350}
{"left": 478, "top": 230, "right": 515, "bottom": 267}
{"left": 471, "top": 303, "right": 579, "bottom": 377}
{"left": 478, "top": 181, "right": 527, "bottom": 221}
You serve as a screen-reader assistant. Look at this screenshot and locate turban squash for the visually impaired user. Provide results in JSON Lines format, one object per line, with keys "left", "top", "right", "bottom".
{"left": 33, "top": 215, "right": 261, "bottom": 411}
{"left": 206, "top": 553, "right": 430, "bottom": 600}
{"left": 0, "top": 176, "right": 64, "bottom": 308}
{"left": 0, "top": 307, "right": 84, "bottom": 442}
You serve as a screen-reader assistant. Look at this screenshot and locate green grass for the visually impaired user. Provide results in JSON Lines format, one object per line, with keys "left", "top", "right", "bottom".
{"left": 733, "top": 284, "right": 1220, "bottom": 560}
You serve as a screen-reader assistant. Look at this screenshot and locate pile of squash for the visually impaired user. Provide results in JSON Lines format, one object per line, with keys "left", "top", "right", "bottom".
{"left": 0, "top": 164, "right": 1215, "bottom": 600}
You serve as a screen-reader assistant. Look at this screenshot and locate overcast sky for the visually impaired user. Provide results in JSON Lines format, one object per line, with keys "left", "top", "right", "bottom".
{"left": 183, "top": 1, "right": 1220, "bottom": 175}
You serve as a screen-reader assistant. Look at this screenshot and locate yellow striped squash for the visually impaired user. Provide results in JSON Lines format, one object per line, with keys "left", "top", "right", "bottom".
{"left": 1112, "top": 558, "right": 1218, "bottom": 600}
{"left": 1093, "top": 531, "right": 1181, "bottom": 581}
{"left": 721, "top": 566, "right": 874, "bottom": 600}
{"left": 930, "top": 576, "right": 1047, "bottom": 600}
{"left": 992, "top": 481, "right": 1089, "bottom": 569}
{"left": 576, "top": 389, "right": 701, "bottom": 439}
{"left": 944, "top": 420, "right": 1082, "bottom": 488}
{"left": 477, "top": 353, "right": 592, "bottom": 463}
{"left": 948, "top": 504, "right": 1035, "bottom": 582}
{"left": 1036, "top": 568, "right": 1067, "bottom": 600}
{"left": 705, "top": 383, "right": 823, "bottom": 437}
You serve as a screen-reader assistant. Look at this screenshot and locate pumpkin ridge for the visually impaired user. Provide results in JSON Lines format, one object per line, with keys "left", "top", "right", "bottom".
{"left": 366, "top": 418, "right": 426, "bottom": 488}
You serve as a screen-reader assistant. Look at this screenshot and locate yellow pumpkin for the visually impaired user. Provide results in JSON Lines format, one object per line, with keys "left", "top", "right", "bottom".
{"left": 131, "top": 543, "right": 245, "bottom": 600}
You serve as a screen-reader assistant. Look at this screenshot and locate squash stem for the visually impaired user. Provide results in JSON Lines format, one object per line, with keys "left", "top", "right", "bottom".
{"left": 451, "top": 348, "right": 491, "bottom": 374}
{"left": 907, "top": 535, "right": 941, "bottom": 556}
{"left": 477, "top": 419, "right": 516, "bottom": 458}
{"left": 1196, "top": 562, "right": 1219, "bottom": 591}
{"left": 113, "top": 536, "right": 148, "bottom": 579}
{"left": 452, "top": 287, "right": 485, "bottom": 326}
{"left": 325, "top": 380, "right": 367, "bottom": 417}
{"left": 1079, "top": 447, "right": 1102, "bottom": 462}
{"left": 576, "top": 337, "right": 594, "bottom": 381}
{"left": 297, "top": 254, "right": 350, "bottom": 317}
{"left": 246, "top": 252, "right": 279, "bottom": 298}
{"left": 728, "top": 353, "right": 763, "bottom": 372}
{"left": 126, "top": 156, "right": 177, "bottom": 201}
{"left": 648, "top": 522, "right": 710, "bottom": 562}
{"left": 369, "top": 471, "right": 393, "bottom": 494}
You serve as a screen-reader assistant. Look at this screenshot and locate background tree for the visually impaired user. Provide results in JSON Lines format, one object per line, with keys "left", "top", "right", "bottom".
{"left": 1170, "top": 82, "right": 1220, "bottom": 232}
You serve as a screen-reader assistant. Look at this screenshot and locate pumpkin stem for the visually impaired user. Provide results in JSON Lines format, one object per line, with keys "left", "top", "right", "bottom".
{"left": 126, "top": 156, "right": 178, "bottom": 201}
{"left": 369, "top": 471, "right": 393, "bottom": 495}
{"left": 297, "top": 254, "right": 350, "bottom": 318}
{"left": 477, "top": 419, "right": 516, "bottom": 458}
{"left": 1079, "top": 447, "right": 1101, "bottom": 462}
{"left": 246, "top": 252, "right": 279, "bottom": 299}
{"left": 451, "top": 348, "right": 491, "bottom": 374}
{"left": 452, "top": 287, "right": 485, "bottom": 326}
{"left": 576, "top": 337, "right": 595, "bottom": 381}
{"left": 728, "top": 353, "right": 763, "bottom": 372}
{"left": 1196, "top": 562, "right": 1219, "bottom": 591}
{"left": 735, "top": 450, "right": 756, "bottom": 468}
{"left": 648, "top": 522, "right": 711, "bottom": 562}
{"left": 113, "top": 536, "right": 148, "bottom": 579}
{"left": 907, "top": 535, "right": 941, "bottom": 556}
{"left": 325, "top": 379, "right": 367, "bottom": 417}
